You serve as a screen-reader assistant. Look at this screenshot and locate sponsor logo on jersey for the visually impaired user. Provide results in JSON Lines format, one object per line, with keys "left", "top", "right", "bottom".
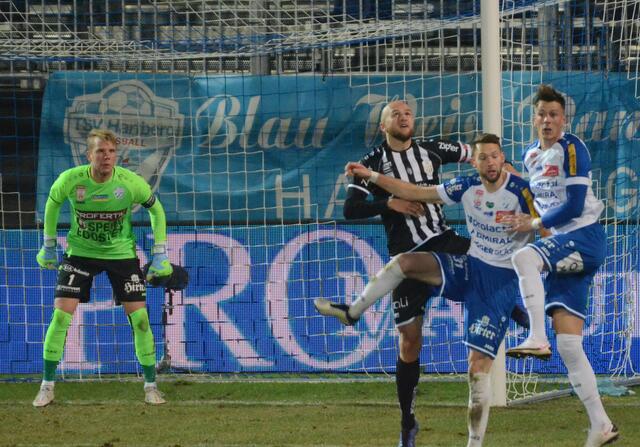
{"left": 468, "top": 316, "right": 497, "bottom": 340}
{"left": 56, "top": 284, "right": 81, "bottom": 293}
{"left": 438, "top": 141, "right": 458, "bottom": 153}
{"left": 445, "top": 182, "right": 462, "bottom": 195}
{"left": 76, "top": 209, "right": 127, "bottom": 221}
{"left": 382, "top": 161, "right": 393, "bottom": 175}
{"left": 543, "top": 164, "right": 559, "bottom": 177}
{"left": 495, "top": 210, "right": 515, "bottom": 223}
{"left": 75, "top": 186, "right": 86, "bottom": 203}
{"left": 473, "top": 188, "right": 483, "bottom": 208}
{"left": 91, "top": 194, "right": 109, "bottom": 202}
{"left": 124, "top": 274, "right": 146, "bottom": 294}
{"left": 485, "top": 201, "right": 494, "bottom": 209}
{"left": 65, "top": 80, "right": 184, "bottom": 199}
{"left": 59, "top": 264, "right": 90, "bottom": 276}
{"left": 392, "top": 297, "right": 410, "bottom": 310}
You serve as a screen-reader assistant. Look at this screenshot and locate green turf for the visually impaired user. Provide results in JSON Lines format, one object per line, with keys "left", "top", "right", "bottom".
{"left": 1, "top": 379, "right": 637, "bottom": 446}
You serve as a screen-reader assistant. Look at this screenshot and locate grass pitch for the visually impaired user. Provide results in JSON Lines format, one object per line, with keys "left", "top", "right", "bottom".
{"left": 1, "top": 378, "right": 638, "bottom": 446}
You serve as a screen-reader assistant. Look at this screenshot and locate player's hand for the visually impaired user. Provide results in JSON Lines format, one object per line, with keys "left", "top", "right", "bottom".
{"left": 388, "top": 198, "right": 425, "bottom": 217}
{"left": 502, "top": 161, "right": 521, "bottom": 176}
{"left": 147, "top": 244, "right": 173, "bottom": 280}
{"left": 344, "top": 162, "right": 371, "bottom": 179}
{"left": 36, "top": 240, "right": 59, "bottom": 270}
{"left": 502, "top": 213, "right": 537, "bottom": 232}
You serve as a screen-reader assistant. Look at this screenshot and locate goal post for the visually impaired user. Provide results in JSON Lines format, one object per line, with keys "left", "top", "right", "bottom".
{"left": 480, "top": 0, "right": 508, "bottom": 407}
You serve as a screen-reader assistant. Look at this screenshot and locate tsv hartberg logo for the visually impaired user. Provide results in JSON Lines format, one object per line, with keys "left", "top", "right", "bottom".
{"left": 64, "top": 80, "right": 184, "bottom": 193}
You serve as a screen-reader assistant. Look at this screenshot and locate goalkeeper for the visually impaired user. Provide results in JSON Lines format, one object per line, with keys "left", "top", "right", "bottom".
{"left": 33, "top": 128, "right": 172, "bottom": 407}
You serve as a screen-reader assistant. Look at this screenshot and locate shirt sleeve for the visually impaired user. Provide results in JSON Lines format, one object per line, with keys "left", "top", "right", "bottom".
{"left": 343, "top": 150, "right": 391, "bottom": 219}
{"left": 423, "top": 139, "right": 472, "bottom": 164}
{"left": 343, "top": 186, "right": 389, "bottom": 219}
{"left": 43, "top": 170, "right": 71, "bottom": 238}
{"left": 436, "top": 176, "right": 466, "bottom": 205}
{"left": 563, "top": 139, "right": 592, "bottom": 187}
{"left": 129, "top": 171, "right": 154, "bottom": 205}
{"left": 147, "top": 199, "right": 167, "bottom": 244}
{"left": 517, "top": 184, "right": 539, "bottom": 217}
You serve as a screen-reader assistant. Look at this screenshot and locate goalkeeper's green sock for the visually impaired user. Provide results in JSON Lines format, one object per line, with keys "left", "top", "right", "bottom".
{"left": 42, "top": 308, "right": 73, "bottom": 381}
{"left": 128, "top": 307, "right": 157, "bottom": 383}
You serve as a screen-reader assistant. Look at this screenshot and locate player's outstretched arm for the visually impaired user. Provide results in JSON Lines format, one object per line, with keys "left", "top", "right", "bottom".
{"left": 344, "top": 162, "right": 441, "bottom": 203}
{"left": 36, "top": 197, "right": 62, "bottom": 269}
{"left": 146, "top": 198, "right": 172, "bottom": 280}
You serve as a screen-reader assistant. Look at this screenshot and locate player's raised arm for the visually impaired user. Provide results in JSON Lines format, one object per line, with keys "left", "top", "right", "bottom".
{"left": 345, "top": 162, "right": 442, "bottom": 204}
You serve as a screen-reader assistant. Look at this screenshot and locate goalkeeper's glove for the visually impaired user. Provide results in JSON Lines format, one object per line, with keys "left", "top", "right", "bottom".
{"left": 36, "top": 237, "right": 59, "bottom": 270}
{"left": 146, "top": 244, "right": 173, "bottom": 281}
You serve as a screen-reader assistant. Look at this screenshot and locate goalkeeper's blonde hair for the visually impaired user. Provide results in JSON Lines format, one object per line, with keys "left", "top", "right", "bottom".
{"left": 87, "top": 128, "right": 118, "bottom": 152}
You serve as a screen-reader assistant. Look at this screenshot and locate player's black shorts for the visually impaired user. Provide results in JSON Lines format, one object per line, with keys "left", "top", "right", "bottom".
{"left": 392, "top": 230, "right": 470, "bottom": 327}
{"left": 55, "top": 255, "right": 146, "bottom": 304}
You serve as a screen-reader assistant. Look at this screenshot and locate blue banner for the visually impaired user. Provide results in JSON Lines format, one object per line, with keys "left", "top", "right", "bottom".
{"left": 37, "top": 72, "right": 640, "bottom": 224}
{"left": 1, "top": 225, "right": 638, "bottom": 375}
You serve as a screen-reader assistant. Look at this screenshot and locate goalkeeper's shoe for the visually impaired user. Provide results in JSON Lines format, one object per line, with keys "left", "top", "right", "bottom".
{"left": 506, "top": 338, "right": 552, "bottom": 360}
{"left": 398, "top": 422, "right": 419, "bottom": 447}
{"left": 313, "top": 298, "right": 358, "bottom": 326}
{"left": 585, "top": 423, "right": 619, "bottom": 447}
{"left": 144, "top": 384, "right": 166, "bottom": 405}
{"left": 33, "top": 383, "right": 55, "bottom": 407}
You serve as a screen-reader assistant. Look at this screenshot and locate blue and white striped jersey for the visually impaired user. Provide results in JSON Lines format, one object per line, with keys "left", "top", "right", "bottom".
{"left": 522, "top": 132, "right": 604, "bottom": 234}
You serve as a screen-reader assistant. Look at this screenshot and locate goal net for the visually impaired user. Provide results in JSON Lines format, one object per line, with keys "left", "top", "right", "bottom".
{"left": 1, "top": 0, "right": 638, "bottom": 404}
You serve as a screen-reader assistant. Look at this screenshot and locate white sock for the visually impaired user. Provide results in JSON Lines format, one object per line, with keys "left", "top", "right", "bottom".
{"left": 467, "top": 372, "right": 491, "bottom": 447}
{"left": 349, "top": 255, "right": 406, "bottom": 319}
{"left": 511, "top": 247, "right": 548, "bottom": 342}
{"left": 144, "top": 382, "right": 157, "bottom": 389}
{"left": 557, "top": 334, "right": 612, "bottom": 431}
{"left": 41, "top": 380, "right": 55, "bottom": 388}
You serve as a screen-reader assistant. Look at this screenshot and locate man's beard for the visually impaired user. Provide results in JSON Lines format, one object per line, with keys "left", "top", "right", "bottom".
{"left": 388, "top": 127, "right": 413, "bottom": 143}
{"left": 481, "top": 170, "right": 501, "bottom": 184}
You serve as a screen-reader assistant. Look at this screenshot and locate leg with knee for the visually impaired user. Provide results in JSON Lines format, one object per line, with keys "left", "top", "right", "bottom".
{"left": 554, "top": 310, "right": 613, "bottom": 440}
{"left": 509, "top": 246, "right": 550, "bottom": 349}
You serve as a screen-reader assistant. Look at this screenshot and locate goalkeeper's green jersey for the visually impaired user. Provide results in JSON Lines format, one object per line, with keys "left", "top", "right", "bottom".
{"left": 48, "top": 165, "right": 155, "bottom": 259}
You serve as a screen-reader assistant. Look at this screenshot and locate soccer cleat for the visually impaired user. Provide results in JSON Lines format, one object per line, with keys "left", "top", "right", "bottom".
{"left": 510, "top": 304, "right": 530, "bottom": 329}
{"left": 313, "top": 298, "right": 358, "bottom": 326}
{"left": 32, "top": 383, "right": 55, "bottom": 407}
{"left": 398, "top": 422, "right": 419, "bottom": 447}
{"left": 584, "top": 423, "right": 619, "bottom": 447}
{"left": 506, "top": 338, "right": 552, "bottom": 360}
{"left": 144, "top": 385, "right": 166, "bottom": 405}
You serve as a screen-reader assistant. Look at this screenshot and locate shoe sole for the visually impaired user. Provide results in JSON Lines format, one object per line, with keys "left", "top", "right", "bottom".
{"left": 313, "top": 299, "right": 351, "bottom": 325}
{"left": 601, "top": 432, "right": 619, "bottom": 446}
{"left": 506, "top": 348, "right": 552, "bottom": 361}
{"left": 33, "top": 398, "right": 53, "bottom": 407}
{"left": 33, "top": 401, "right": 53, "bottom": 407}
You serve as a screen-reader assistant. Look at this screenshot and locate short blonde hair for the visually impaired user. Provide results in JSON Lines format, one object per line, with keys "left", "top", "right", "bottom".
{"left": 86, "top": 128, "right": 117, "bottom": 152}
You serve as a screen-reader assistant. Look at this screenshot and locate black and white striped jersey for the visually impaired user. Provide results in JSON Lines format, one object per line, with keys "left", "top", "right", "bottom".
{"left": 343, "top": 139, "right": 472, "bottom": 255}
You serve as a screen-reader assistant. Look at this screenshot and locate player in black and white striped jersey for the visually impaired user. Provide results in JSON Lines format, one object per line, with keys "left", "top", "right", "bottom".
{"left": 316, "top": 100, "right": 526, "bottom": 447}
{"left": 345, "top": 100, "right": 472, "bottom": 446}
{"left": 346, "top": 122, "right": 473, "bottom": 256}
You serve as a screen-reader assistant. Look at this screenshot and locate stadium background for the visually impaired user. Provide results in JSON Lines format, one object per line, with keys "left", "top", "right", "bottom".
{"left": 1, "top": 0, "right": 639, "bottom": 403}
